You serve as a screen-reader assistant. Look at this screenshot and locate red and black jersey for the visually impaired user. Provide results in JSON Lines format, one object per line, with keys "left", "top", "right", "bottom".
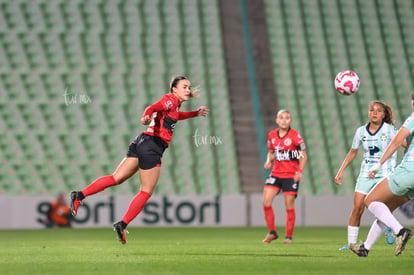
{"left": 267, "top": 128, "right": 306, "bottom": 178}
{"left": 142, "top": 94, "right": 198, "bottom": 145}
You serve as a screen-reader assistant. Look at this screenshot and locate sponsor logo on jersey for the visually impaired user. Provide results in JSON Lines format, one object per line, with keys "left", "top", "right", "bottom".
{"left": 275, "top": 150, "right": 291, "bottom": 161}
{"left": 165, "top": 100, "right": 173, "bottom": 109}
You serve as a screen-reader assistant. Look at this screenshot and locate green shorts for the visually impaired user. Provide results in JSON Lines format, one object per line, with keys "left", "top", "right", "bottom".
{"left": 388, "top": 162, "right": 414, "bottom": 199}
{"left": 355, "top": 177, "right": 382, "bottom": 195}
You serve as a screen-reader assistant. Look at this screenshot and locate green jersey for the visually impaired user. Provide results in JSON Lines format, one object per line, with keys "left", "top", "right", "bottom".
{"left": 402, "top": 112, "right": 414, "bottom": 162}
{"left": 352, "top": 122, "right": 397, "bottom": 178}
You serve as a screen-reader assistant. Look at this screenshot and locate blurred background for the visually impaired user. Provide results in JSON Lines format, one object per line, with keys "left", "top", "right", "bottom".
{"left": 0, "top": 0, "right": 413, "bottom": 227}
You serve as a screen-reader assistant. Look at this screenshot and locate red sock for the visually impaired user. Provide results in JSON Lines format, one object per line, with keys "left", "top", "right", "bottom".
{"left": 286, "top": 208, "right": 296, "bottom": 238}
{"left": 81, "top": 175, "right": 117, "bottom": 197}
{"left": 264, "top": 206, "right": 276, "bottom": 232}
{"left": 122, "top": 191, "right": 151, "bottom": 224}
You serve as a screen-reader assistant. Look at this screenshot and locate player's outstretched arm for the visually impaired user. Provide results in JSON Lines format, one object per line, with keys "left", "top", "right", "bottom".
{"left": 334, "top": 148, "right": 358, "bottom": 185}
{"left": 178, "top": 106, "right": 209, "bottom": 120}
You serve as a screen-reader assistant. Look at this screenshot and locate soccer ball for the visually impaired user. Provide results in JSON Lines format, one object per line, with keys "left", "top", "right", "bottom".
{"left": 334, "top": 70, "right": 360, "bottom": 96}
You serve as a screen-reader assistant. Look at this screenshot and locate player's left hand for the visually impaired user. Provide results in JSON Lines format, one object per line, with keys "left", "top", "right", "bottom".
{"left": 197, "top": 106, "right": 209, "bottom": 117}
{"left": 141, "top": 115, "right": 152, "bottom": 125}
{"left": 294, "top": 171, "right": 302, "bottom": 182}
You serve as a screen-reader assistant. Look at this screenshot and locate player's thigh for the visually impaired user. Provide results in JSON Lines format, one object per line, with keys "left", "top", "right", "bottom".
{"left": 263, "top": 187, "right": 279, "bottom": 206}
{"left": 385, "top": 195, "right": 410, "bottom": 212}
{"left": 138, "top": 166, "right": 161, "bottom": 194}
{"left": 113, "top": 157, "right": 139, "bottom": 183}
{"left": 388, "top": 163, "right": 414, "bottom": 198}
{"left": 365, "top": 178, "right": 395, "bottom": 205}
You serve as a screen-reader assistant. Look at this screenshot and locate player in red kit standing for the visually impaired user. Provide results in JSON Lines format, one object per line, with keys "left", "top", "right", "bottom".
{"left": 262, "top": 109, "right": 307, "bottom": 244}
{"left": 70, "top": 76, "right": 209, "bottom": 244}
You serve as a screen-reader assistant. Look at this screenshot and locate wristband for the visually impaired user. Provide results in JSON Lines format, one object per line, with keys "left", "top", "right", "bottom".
{"left": 369, "top": 163, "right": 382, "bottom": 173}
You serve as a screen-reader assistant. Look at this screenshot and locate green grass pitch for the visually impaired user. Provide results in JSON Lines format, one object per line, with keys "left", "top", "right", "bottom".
{"left": 0, "top": 227, "right": 412, "bottom": 275}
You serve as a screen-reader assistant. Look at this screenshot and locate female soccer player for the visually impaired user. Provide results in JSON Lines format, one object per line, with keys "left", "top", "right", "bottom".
{"left": 262, "top": 109, "right": 307, "bottom": 244}
{"left": 350, "top": 94, "right": 414, "bottom": 257}
{"left": 335, "top": 101, "right": 400, "bottom": 250}
{"left": 70, "top": 76, "right": 209, "bottom": 244}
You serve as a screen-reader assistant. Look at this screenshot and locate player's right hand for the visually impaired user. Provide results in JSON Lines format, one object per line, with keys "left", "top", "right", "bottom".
{"left": 334, "top": 175, "right": 342, "bottom": 185}
{"left": 264, "top": 161, "right": 272, "bottom": 170}
{"left": 141, "top": 115, "right": 151, "bottom": 125}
